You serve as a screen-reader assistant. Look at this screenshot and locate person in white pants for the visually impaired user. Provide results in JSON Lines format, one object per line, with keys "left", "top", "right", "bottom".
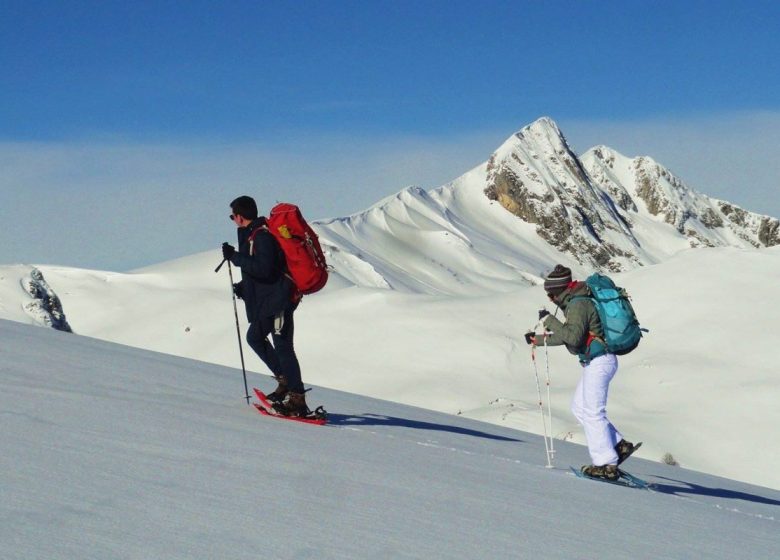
{"left": 571, "top": 353, "right": 622, "bottom": 467}
{"left": 525, "top": 265, "right": 638, "bottom": 480}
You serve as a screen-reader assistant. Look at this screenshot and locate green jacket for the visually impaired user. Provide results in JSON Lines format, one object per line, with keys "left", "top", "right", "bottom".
{"left": 541, "top": 281, "right": 607, "bottom": 364}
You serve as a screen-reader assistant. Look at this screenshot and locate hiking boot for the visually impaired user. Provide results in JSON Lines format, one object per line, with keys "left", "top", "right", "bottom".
{"left": 265, "top": 375, "right": 289, "bottom": 403}
{"left": 581, "top": 464, "right": 619, "bottom": 481}
{"left": 272, "top": 392, "right": 310, "bottom": 417}
{"left": 615, "top": 439, "right": 641, "bottom": 465}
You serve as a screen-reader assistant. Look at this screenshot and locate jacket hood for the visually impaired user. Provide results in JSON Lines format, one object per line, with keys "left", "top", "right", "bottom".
{"left": 553, "top": 281, "right": 590, "bottom": 310}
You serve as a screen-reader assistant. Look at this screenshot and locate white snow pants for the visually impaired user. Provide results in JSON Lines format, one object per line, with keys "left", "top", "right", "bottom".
{"left": 571, "top": 353, "right": 622, "bottom": 466}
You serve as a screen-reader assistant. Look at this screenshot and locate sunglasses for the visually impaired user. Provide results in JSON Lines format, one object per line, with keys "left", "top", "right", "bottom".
{"left": 229, "top": 214, "right": 237, "bottom": 221}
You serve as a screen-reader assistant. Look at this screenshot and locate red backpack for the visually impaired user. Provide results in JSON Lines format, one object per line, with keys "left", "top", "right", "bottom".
{"left": 252, "top": 203, "right": 328, "bottom": 296}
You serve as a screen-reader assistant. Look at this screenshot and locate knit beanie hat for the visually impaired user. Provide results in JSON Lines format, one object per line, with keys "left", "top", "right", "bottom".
{"left": 543, "top": 265, "right": 572, "bottom": 296}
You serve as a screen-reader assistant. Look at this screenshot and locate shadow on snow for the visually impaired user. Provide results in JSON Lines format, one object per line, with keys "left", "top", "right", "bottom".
{"left": 327, "top": 413, "right": 523, "bottom": 442}
{"left": 650, "top": 475, "right": 780, "bottom": 507}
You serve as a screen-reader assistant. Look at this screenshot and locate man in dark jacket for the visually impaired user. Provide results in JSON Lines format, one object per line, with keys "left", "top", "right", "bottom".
{"left": 525, "top": 265, "right": 638, "bottom": 480}
{"left": 222, "top": 195, "right": 309, "bottom": 417}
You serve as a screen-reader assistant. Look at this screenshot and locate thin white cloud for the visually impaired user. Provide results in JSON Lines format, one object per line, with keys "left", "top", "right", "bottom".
{"left": 0, "top": 132, "right": 503, "bottom": 270}
{"left": 1, "top": 112, "right": 777, "bottom": 271}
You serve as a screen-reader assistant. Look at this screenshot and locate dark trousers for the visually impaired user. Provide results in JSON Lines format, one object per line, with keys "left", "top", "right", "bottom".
{"left": 245, "top": 303, "right": 303, "bottom": 393}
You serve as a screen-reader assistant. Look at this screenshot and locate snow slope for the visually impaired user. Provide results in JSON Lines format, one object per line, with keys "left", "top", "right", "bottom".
{"left": 2, "top": 318, "right": 778, "bottom": 560}
{"left": 2, "top": 245, "right": 776, "bottom": 491}
{"left": 2, "top": 117, "right": 779, "bottom": 492}
{"left": 317, "top": 176, "right": 553, "bottom": 296}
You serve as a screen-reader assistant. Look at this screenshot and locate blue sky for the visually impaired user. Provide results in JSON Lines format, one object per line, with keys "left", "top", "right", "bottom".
{"left": 2, "top": 1, "right": 779, "bottom": 270}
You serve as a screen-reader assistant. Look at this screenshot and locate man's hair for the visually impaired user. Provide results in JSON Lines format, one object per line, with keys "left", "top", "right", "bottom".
{"left": 230, "top": 196, "right": 258, "bottom": 220}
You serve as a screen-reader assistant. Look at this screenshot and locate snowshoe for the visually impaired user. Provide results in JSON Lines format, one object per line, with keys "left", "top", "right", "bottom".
{"left": 580, "top": 464, "right": 619, "bottom": 481}
{"left": 252, "top": 388, "right": 328, "bottom": 425}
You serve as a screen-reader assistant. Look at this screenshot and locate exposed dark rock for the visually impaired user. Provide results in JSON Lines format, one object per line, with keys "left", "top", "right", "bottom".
{"left": 758, "top": 218, "right": 780, "bottom": 247}
{"left": 700, "top": 208, "right": 724, "bottom": 228}
{"left": 22, "top": 268, "right": 72, "bottom": 332}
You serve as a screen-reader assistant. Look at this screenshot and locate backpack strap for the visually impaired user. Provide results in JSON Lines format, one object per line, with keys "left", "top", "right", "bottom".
{"left": 247, "top": 223, "right": 269, "bottom": 257}
{"left": 248, "top": 222, "right": 300, "bottom": 302}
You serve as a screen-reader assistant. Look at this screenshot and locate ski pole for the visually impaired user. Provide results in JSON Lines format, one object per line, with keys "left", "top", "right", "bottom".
{"left": 541, "top": 328, "right": 555, "bottom": 459}
{"left": 539, "top": 305, "right": 563, "bottom": 460}
{"left": 216, "top": 257, "right": 250, "bottom": 405}
{"left": 530, "top": 334, "right": 553, "bottom": 468}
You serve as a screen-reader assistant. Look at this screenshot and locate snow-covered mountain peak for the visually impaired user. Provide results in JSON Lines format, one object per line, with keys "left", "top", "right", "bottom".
{"left": 313, "top": 116, "right": 779, "bottom": 294}
{"left": 516, "top": 115, "right": 565, "bottom": 142}
{"left": 484, "top": 118, "right": 639, "bottom": 271}
{"left": 488, "top": 117, "right": 585, "bottom": 194}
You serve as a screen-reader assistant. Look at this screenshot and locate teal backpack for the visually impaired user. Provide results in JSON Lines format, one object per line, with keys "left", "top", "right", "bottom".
{"left": 578, "top": 273, "right": 643, "bottom": 356}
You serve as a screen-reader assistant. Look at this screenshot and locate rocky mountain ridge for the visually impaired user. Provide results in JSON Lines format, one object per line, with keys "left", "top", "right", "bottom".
{"left": 583, "top": 146, "right": 780, "bottom": 249}
{"left": 484, "top": 117, "right": 779, "bottom": 271}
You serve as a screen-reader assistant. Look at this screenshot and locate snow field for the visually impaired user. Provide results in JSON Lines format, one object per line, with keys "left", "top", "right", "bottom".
{"left": 0, "top": 245, "right": 775, "bottom": 490}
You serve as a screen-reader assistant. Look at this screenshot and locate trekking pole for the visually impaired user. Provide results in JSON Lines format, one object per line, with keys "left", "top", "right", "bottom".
{"left": 541, "top": 327, "right": 555, "bottom": 459}
{"left": 216, "top": 257, "right": 250, "bottom": 405}
{"left": 542, "top": 305, "right": 563, "bottom": 459}
{"left": 530, "top": 332, "right": 553, "bottom": 468}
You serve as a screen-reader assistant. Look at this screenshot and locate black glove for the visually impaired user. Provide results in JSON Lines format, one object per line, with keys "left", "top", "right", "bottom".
{"left": 538, "top": 309, "right": 550, "bottom": 321}
{"left": 222, "top": 242, "right": 236, "bottom": 261}
{"left": 524, "top": 332, "right": 536, "bottom": 346}
{"left": 232, "top": 282, "right": 243, "bottom": 300}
